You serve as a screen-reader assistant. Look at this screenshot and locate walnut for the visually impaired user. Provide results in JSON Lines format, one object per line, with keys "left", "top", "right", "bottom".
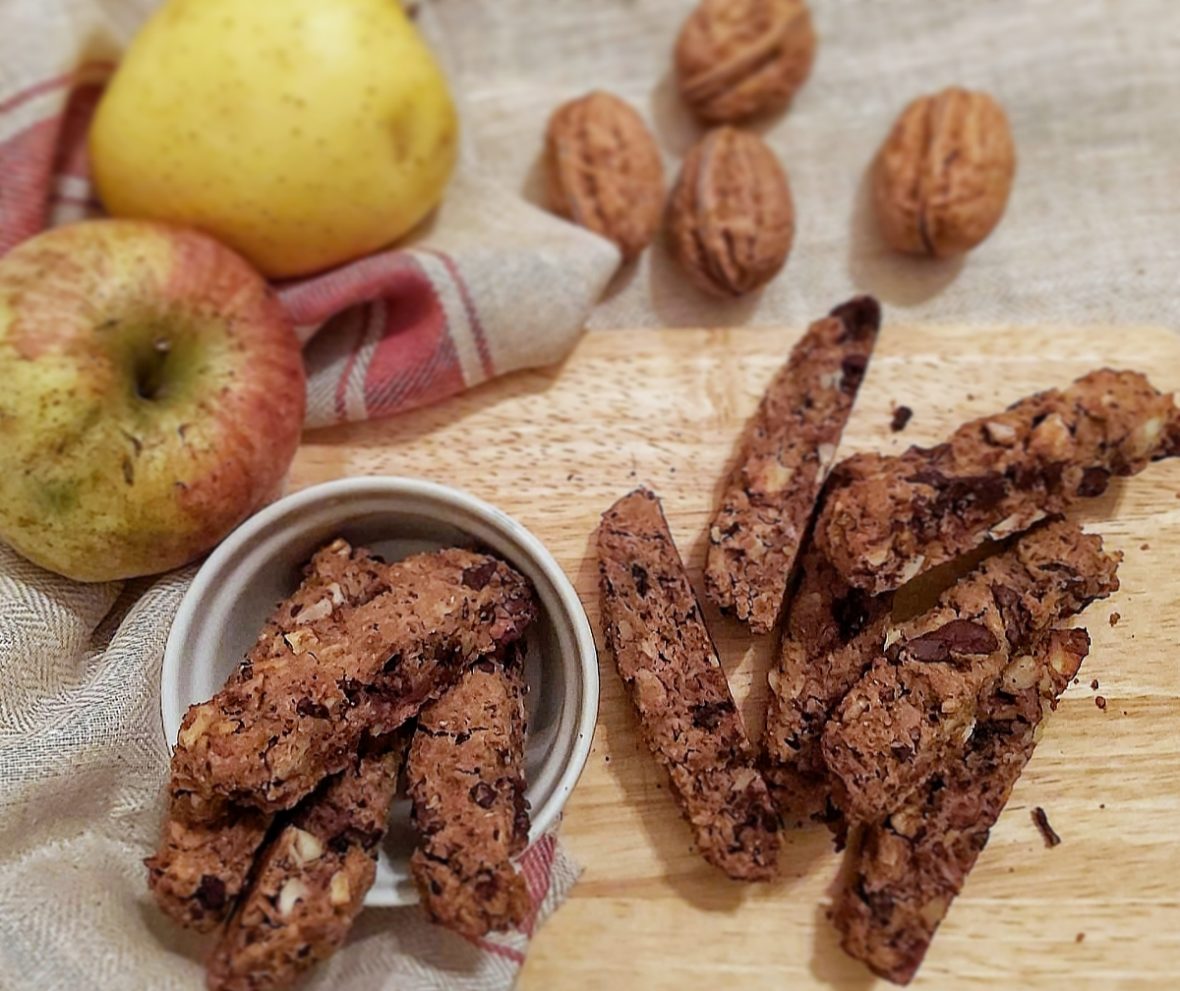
{"left": 544, "top": 90, "right": 665, "bottom": 261}
{"left": 295, "top": 597, "right": 333, "bottom": 624}
{"left": 283, "top": 627, "right": 319, "bottom": 653}
{"left": 983, "top": 419, "right": 1018, "bottom": 446}
{"left": 1001, "top": 652, "right": 1040, "bottom": 692}
{"left": 675, "top": 0, "right": 816, "bottom": 123}
{"left": 666, "top": 127, "right": 795, "bottom": 297}
{"left": 178, "top": 706, "right": 214, "bottom": 749}
{"left": 289, "top": 828, "right": 323, "bottom": 865}
{"left": 872, "top": 86, "right": 1016, "bottom": 256}
{"left": 277, "top": 878, "right": 309, "bottom": 918}
{"left": 328, "top": 871, "right": 351, "bottom": 907}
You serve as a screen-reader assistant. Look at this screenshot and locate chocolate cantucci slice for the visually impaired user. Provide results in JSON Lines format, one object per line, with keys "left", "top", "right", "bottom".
{"left": 206, "top": 741, "right": 404, "bottom": 991}
{"left": 704, "top": 295, "right": 881, "bottom": 634}
{"left": 822, "top": 520, "right": 1119, "bottom": 823}
{"left": 407, "top": 646, "right": 532, "bottom": 937}
{"left": 170, "top": 548, "right": 537, "bottom": 813}
{"left": 598, "top": 488, "right": 780, "bottom": 880}
{"left": 816, "top": 368, "right": 1176, "bottom": 595}
{"left": 147, "top": 539, "right": 389, "bottom": 931}
{"left": 834, "top": 627, "right": 1090, "bottom": 985}
{"left": 761, "top": 539, "right": 892, "bottom": 823}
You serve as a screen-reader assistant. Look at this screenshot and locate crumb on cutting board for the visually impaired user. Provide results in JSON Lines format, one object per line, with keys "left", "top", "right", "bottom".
{"left": 1032, "top": 807, "right": 1062, "bottom": 848}
{"left": 1096, "top": 696, "right": 1107, "bottom": 711}
{"left": 1090, "top": 679, "right": 1099, "bottom": 690}
{"left": 1109, "top": 611, "right": 1120, "bottom": 626}
{"left": 890, "top": 405, "right": 913, "bottom": 432}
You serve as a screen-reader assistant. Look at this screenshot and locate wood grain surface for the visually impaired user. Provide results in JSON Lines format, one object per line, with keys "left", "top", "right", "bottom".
{"left": 293, "top": 324, "right": 1180, "bottom": 990}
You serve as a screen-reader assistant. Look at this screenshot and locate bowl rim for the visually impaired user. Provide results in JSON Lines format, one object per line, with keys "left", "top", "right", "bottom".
{"left": 161, "top": 475, "right": 599, "bottom": 895}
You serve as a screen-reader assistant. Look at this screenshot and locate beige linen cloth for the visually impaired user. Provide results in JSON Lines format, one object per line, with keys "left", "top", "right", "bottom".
{"left": 4, "top": 1, "right": 1180, "bottom": 990}
{"left": 434, "top": 0, "right": 1180, "bottom": 331}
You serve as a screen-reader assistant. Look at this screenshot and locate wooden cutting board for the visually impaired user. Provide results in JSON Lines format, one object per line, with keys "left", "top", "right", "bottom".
{"left": 293, "top": 323, "right": 1180, "bottom": 991}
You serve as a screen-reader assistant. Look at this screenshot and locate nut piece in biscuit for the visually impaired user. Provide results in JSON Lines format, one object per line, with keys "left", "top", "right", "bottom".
{"left": 675, "top": 0, "right": 816, "bottom": 123}
{"left": 545, "top": 91, "right": 665, "bottom": 261}
{"left": 873, "top": 86, "right": 1016, "bottom": 257}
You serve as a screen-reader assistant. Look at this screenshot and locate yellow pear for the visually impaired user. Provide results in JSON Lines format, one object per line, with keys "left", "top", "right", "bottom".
{"left": 90, "top": 0, "right": 458, "bottom": 278}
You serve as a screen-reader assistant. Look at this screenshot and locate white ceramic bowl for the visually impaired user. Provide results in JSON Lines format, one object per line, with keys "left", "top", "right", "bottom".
{"left": 162, "top": 476, "right": 599, "bottom": 906}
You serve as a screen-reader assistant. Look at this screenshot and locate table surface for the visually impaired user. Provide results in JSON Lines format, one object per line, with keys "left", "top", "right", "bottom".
{"left": 293, "top": 323, "right": 1180, "bottom": 990}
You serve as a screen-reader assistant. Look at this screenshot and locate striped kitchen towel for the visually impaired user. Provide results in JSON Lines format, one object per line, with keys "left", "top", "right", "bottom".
{"left": 0, "top": 2, "right": 611, "bottom": 990}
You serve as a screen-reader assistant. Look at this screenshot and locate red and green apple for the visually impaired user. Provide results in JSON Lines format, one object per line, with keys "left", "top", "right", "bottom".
{"left": 0, "top": 219, "right": 305, "bottom": 581}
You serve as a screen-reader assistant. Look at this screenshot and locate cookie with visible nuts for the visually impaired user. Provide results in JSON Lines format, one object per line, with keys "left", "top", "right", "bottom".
{"left": 407, "top": 648, "right": 532, "bottom": 938}
{"left": 667, "top": 127, "right": 795, "bottom": 297}
{"left": 762, "top": 536, "right": 893, "bottom": 824}
{"left": 834, "top": 627, "right": 1090, "bottom": 984}
{"left": 146, "top": 539, "right": 390, "bottom": 933}
{"left": 821, "top": 520, "right": 1119, "bottom": 825}
{"left": 704, "top": 297, "right": 881, "bottom": 634}
{"left": 206, "top": 742, "right": 404, "bottom": 991}
{"left": 675, "top": 0, "right": 816, "bottom": 123}
{"left": 545, "top": 91, "right": 665, "bottom": 261}
{"left": 873, "top": 86, "right": 1016, "bottom": 256}
{"left": 815, "top": 368, "right": 1179, "bottom": 596}
{"left": 169, "top": 548, "right": 536, "bottom": 813}
{"left": 597, "top": 488, "right": 781, "bottom": 881}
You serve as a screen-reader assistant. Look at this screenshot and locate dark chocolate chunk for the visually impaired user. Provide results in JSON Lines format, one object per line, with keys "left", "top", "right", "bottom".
{"left": 692, "top": 699, "right": 734, "bottom": 730}
{"left": 832, "top": 588, "right": 872, "bottom": 642}
{"left": 1077, "top": 466, "right": 1110, "bottom": 497}
{"left": 993, "top": 584, "right": 1032, "bottom": 647}
{"left": 889, "top": 741, "right": 913, "bottom": 761}
{"left": 461, "top": 560, "right": 499, "bottom": 590}
{"left": 905, "top": 620, "right": 999, "bottom": 662}
{"left": 513, "top": 785, "right": 531, "bottom": 839}
{"left": 295, "top": 698, "right": 330, "bottom": 719}
{"left": 337, "top": 677, "right": 363, "bottom": 705}
{"left": 195, "top": 874, "right": 227, "bottom": 911}
{"left": 941, "top": 474, "right": 1009, "bottom": 514}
